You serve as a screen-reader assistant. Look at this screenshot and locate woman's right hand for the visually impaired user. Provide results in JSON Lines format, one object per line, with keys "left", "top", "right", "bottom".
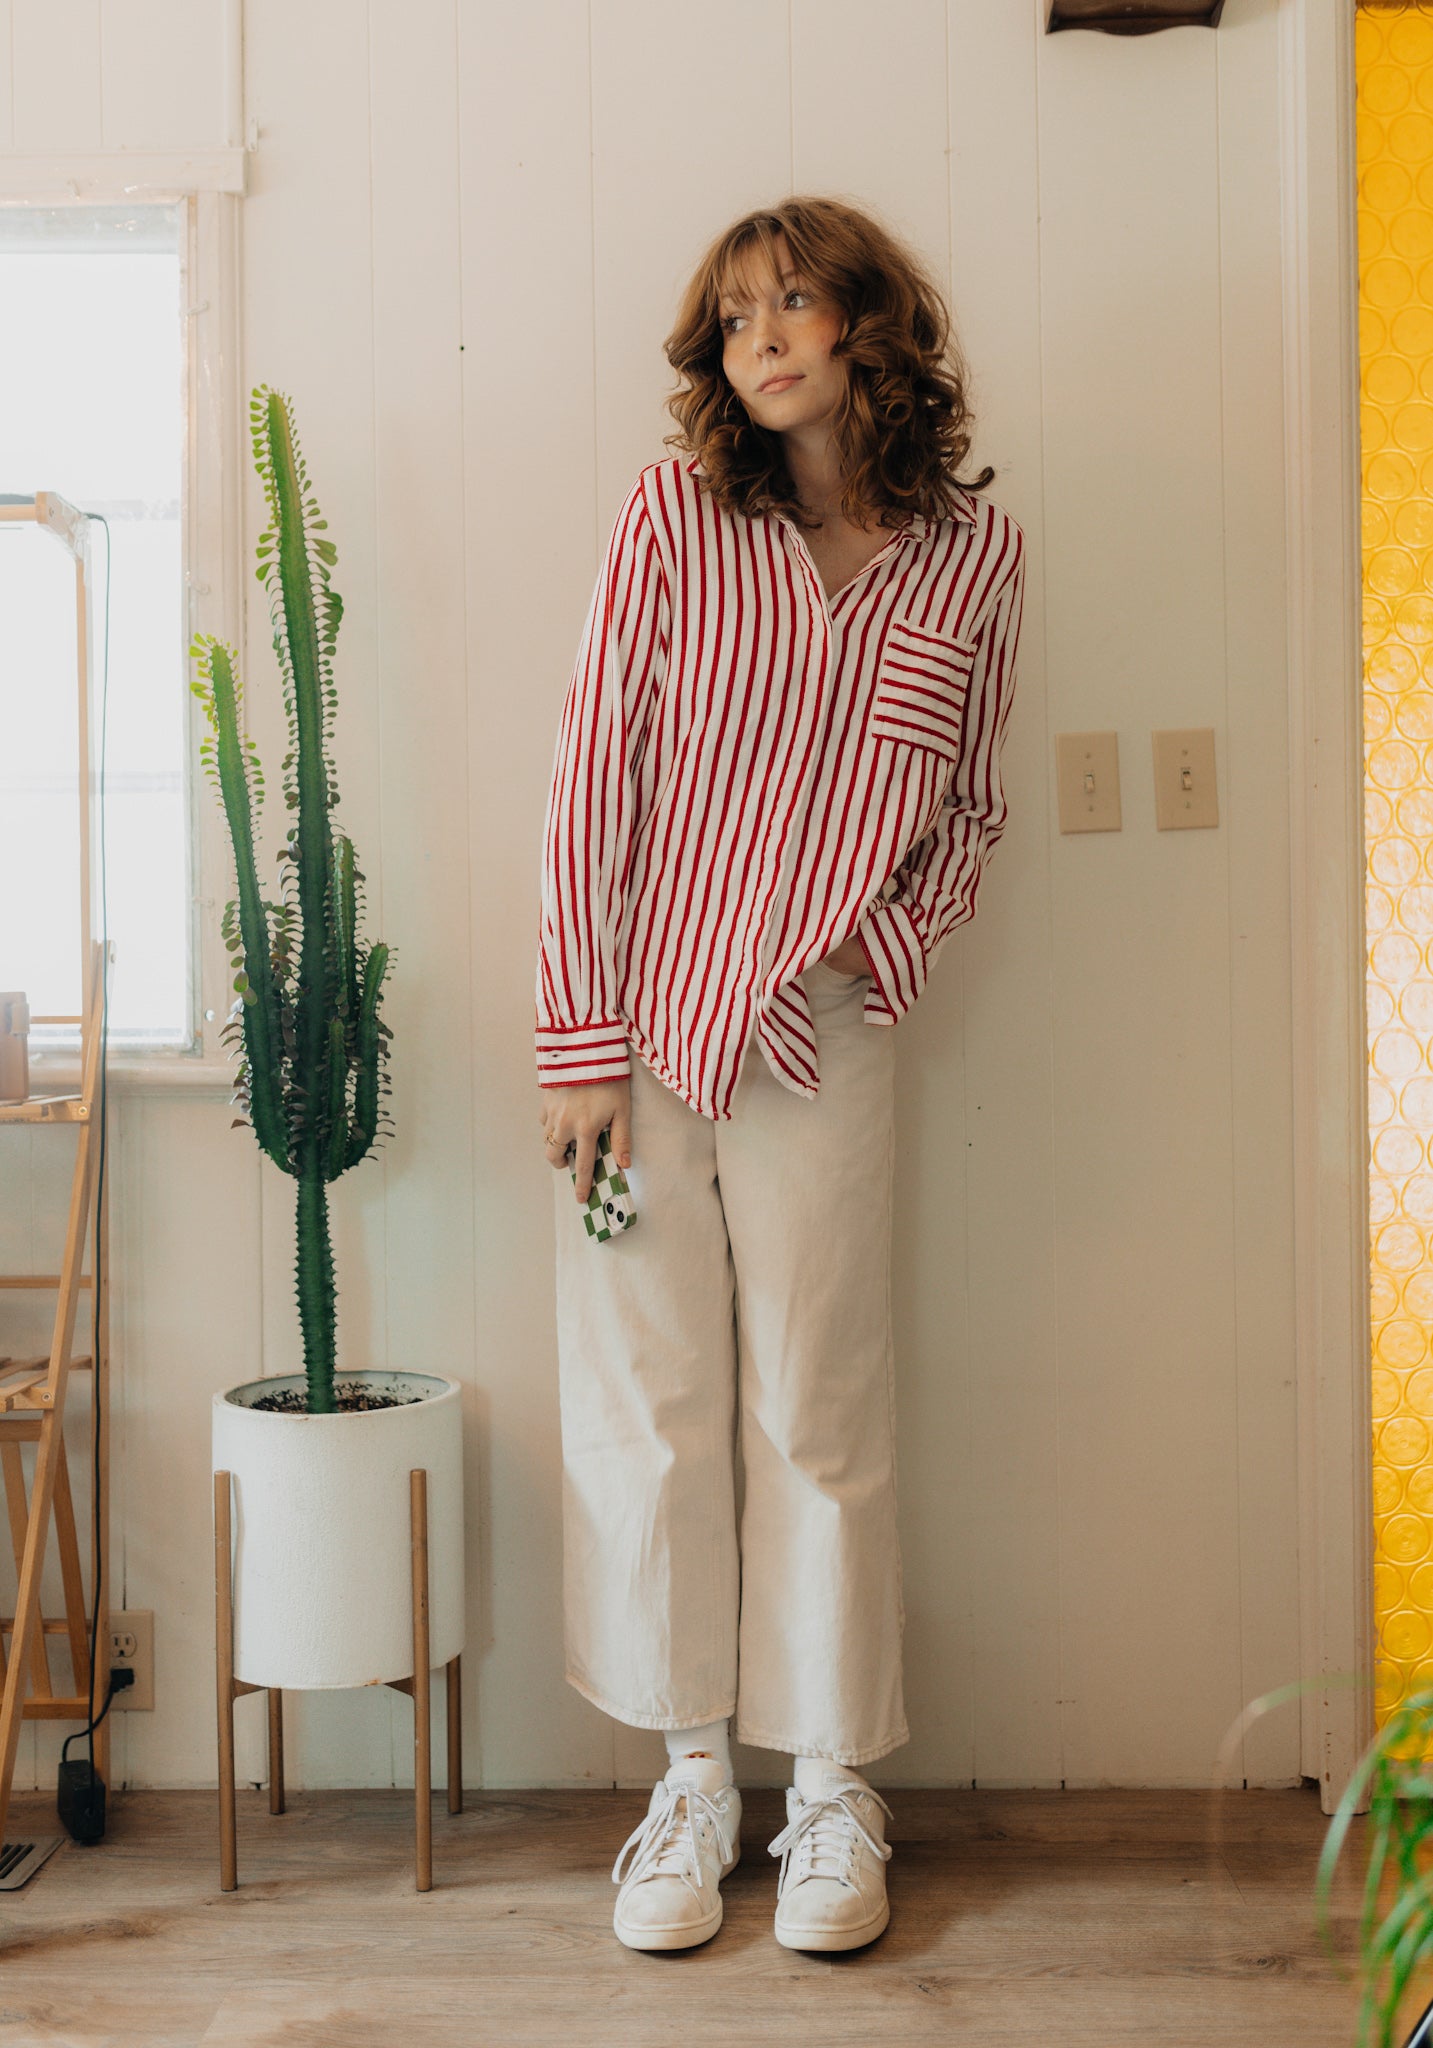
{"left": 538, "top": 1078, "right": 632, "bottom": 1203}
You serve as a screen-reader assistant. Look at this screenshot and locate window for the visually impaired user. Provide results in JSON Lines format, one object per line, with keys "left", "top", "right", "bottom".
{"left": 0, "top": 202, "right": 189, "bottom": 1048}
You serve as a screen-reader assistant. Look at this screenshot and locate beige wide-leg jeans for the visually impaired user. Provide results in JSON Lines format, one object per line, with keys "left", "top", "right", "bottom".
{"left": 551, "top": 958, "right": 908, "bottom": 1767}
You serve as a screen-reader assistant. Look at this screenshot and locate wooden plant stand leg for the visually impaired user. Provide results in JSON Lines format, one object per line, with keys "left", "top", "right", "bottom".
{"left": 214, "top": 1468, "right": 265, "bottom": 1891}
{"left": 410, "top": 1468, "right": 432, "bottom": 1892}
{"left": 216, "top": 1463, "right": 446, "bottom": 1894}
{"left": 268, "top": 1687, "right": 284, "bottom": 1815}
{"left": 215, "top": 1469, "right": 237, "bottom": 1892}
{"left": 446, "top": 1655, "right": 462, "bottom": 1815}
{"left": 386, "top": 1467, "right": 434, "bottom": 1891}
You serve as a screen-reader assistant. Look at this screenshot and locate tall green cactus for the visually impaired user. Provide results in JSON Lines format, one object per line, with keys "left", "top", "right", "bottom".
{"left": 191, "top": 387, "right": 394, "bottom": 1414}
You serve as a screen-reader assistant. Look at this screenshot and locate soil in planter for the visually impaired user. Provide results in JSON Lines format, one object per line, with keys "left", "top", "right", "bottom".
{"left": 250, "top": 1382, "right": 423, "bottom": 1415}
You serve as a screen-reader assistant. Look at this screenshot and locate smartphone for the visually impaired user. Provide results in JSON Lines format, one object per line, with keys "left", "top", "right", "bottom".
{"left": 570, "top": 1125, "right": 638, "bottom": 1242}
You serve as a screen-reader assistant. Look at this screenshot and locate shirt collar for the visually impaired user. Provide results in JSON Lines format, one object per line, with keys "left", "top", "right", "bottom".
{"left": 684, "top": 455, "right": 975, "bottom": 536}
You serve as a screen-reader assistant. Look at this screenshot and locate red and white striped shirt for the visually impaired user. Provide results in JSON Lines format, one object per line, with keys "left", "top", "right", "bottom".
{"left": 535, "top": 454, "right": 1026, "bottom": 1122}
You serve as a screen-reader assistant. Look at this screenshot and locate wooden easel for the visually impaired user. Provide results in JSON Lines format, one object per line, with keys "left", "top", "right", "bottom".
{"left": 0, "top": 940, "right": 111, "bottom": 1849}
{"left": 0, "top": 492, "right": 110, "bottom": 1855}
{"left": 213, "top": 1466, "right": 462, "bottom": 1892}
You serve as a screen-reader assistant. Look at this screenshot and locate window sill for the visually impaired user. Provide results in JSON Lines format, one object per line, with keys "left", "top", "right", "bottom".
{"left": 27, "top": 1053, "right": 236, "bottom": 1098}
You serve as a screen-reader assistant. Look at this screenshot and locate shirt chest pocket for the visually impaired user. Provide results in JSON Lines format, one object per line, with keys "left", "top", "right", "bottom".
{"left": 870, "top": 617, "right": 978, "bottom": 765}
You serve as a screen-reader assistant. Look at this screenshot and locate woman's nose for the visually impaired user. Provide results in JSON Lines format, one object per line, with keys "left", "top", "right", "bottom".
{"left": 749, "top": 310, "right": 780, "bottom": 352}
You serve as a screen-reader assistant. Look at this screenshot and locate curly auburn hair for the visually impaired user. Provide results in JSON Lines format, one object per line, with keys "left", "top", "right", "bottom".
{"left": 661, "top": 194, "right": 995, "bottom": 536}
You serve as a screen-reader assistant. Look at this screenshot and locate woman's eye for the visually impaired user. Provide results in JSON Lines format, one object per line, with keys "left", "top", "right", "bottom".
{"left": 720, "top": 291, "right": 808, "bottom": 335}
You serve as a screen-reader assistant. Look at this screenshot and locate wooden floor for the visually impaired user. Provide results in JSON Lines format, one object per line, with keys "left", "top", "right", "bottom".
{"left": 0, "top": 1783, "right": 1402, "bottom": 2046}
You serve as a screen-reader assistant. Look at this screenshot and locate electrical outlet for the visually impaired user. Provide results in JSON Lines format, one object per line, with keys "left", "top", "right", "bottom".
{"left": 108, "top": 1609, "right": 154, "bottom": 1710}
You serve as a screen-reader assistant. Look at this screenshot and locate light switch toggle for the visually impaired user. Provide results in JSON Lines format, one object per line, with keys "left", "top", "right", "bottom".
{"left": 1152, "top": 728, "right": 1219, "bottom": 830}
{"left": 1057, "top": 732, "right": 1122, "bottom": 833}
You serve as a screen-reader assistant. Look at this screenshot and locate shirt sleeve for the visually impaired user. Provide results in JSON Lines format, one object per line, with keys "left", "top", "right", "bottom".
{"left": 856, "top": 533, "right": 1026, "bottom": 1024}
{"left": 535, "top": 476, "right": 669, "bottom": 1088}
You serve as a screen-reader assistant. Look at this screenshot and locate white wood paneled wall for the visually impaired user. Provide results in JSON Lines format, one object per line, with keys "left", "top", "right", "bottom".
{"left": 0, "top": 0, "right": 231, "bottom": 150}
{"left": 0, "top": 0, "right": 1307, "bottom": 1793}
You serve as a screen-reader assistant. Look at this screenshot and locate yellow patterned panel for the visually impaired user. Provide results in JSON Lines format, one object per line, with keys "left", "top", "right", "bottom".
{"left": 1359, "top": 1, "right": 1433, "bottom": 1732}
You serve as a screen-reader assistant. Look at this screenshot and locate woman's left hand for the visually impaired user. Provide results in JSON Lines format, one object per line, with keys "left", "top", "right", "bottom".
{"left": 821, "top": 936, "right": 870, "bottom": 978}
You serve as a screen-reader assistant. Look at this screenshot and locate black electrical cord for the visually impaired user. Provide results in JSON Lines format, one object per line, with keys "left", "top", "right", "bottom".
{"left": 79, "top": 509, "right": 111, "bottom": 1787}
{"left": 59, "top": 1665, "right": 129, "bottom": 1769}
{"left": 40, "top": 508, "right": 114, "bottom": 1813}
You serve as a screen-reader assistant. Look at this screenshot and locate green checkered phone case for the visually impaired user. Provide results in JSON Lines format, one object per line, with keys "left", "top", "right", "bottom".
{"left": 570, "top": 1126, "right": 638, "bottom": 1242}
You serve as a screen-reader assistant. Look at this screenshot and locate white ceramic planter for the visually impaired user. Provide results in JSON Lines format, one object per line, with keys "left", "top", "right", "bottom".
{"left": 212, "top": 1370, "right": 464, "bottom": 1691}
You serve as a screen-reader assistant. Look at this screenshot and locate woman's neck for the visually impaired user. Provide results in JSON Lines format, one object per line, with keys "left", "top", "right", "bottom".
{"left": 780, "top": 427, "right": 848, "bottom": 527}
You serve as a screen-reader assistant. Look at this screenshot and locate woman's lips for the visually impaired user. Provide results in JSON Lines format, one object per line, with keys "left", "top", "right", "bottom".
{"left": 760, "top": 375, "right": 801, "bottom": 393}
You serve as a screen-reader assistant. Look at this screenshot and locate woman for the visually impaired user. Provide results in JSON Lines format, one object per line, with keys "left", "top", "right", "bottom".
{"left": 533, "top": 195, "right": 1026, "bottom": 1955}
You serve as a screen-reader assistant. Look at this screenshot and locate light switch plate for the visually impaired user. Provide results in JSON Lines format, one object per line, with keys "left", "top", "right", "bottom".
{"left": 1152, "top": 728, "right": 1218, "bottom": 830}
{"left": 1056, "top": 731, "right": 1122, "bottom": 833}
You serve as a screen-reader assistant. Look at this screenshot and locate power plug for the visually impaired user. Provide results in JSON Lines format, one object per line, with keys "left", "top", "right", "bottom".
{"left": 57, "top": 1667, "right": 135, "bottom": 1843}
{"left": 57, "top": 1759, "right": 105, "bottom": 1844}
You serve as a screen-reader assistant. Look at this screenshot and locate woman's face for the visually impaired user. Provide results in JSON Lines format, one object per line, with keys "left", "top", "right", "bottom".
{"left": 718, "top": 233, "right": 847, "bottom": 435}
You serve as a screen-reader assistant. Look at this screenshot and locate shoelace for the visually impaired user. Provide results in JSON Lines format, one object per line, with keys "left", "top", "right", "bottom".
{"left": 766, "top": 1783, "right": 894, "bottom": 1897}
{"left": 611, "top": 1780, "right": 736, "bottom": 1899}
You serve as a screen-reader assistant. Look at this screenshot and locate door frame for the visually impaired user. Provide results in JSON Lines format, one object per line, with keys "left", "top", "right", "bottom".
{"left": 1280, "top": 0, "right": 1374, "bottom": 1815}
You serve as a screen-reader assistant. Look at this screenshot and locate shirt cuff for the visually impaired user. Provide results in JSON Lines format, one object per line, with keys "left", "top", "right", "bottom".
{"left": 535, "top": 1021, "right": 631, "bottom": 1088}
{"left": 857, "top": 901, "right": 929, "bottom": 1023}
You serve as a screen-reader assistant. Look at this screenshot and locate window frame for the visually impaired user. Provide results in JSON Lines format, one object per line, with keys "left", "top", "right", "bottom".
{"left": 5, "top": 177, "right": 245, "bottom": 1091}
{"left": 184, "top": 188, "right": 246, "bottom": 1077}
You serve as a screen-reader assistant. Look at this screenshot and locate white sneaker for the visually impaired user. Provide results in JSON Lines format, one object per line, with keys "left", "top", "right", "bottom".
{"left": 767, "top": 1766, "right": 894, "bottom": 1952}
{"left": 611, "top": 1756, "right": 742, "bottom": 1951}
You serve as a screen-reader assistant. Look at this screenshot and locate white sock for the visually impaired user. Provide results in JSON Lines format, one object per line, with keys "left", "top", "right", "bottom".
{"left": 793, "top": 1754, "right": 865, "bottom": 1800}
{"left": 664, "top": 1717, "right": 733, "bottom": 1781}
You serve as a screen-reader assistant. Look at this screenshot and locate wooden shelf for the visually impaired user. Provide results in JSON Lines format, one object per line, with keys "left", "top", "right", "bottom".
{"left": 0, "top": 1095, "right": 88, "bottom": 1125}
{"left": 0, "top": 499, "right": 111, "bottom": 1834}
{"left": 0, "top": 1357, "right": 92, "bottom": 1414}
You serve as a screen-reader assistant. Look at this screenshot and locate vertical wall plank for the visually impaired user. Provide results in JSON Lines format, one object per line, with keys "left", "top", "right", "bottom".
{"left": 0, "top": 0, "right": 15, "bottom": 153}
{"left": 114, "top": 1096, "right": 264, "bottom": 1789}
{"left": 11, "top": 0, "right": 102, "bottom": 151}
{"left": 1040, "top": 25, "right": 1244, "bottom": 1787}
{"left": 459, "top": 0, "right": 615, "bottom": 1790}
{"left": 243, "top": 0, "right": 395, "bottom": 1789}
{"left": 367, "top": 0, "right": 473, "bottom": 1791}
{"left": 791, "top": 0, "right": 949, "bottom": 260}
{"left": 99, "top": 0, "right": 227, "bottom": 150}
{"left": 585, "top": 0, "right": 792, "bottom": 1793}
{"left": 920, "top": 0, "right": 1061, "bottom": 1793}
{"left": 791, "top": 0, "right": 990, "bottom": 1796}
{"left": 103, "top": 1088, "right": 139, "bottom": 1790}
{"left": 588, "top": 0, "right": 792, "bottom": 522}
{"left": 1218, "top": 0, "right": 1302, "bottom": 1790}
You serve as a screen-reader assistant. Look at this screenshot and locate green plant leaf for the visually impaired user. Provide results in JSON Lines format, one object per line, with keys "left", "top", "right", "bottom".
{"left": 191, "top": 388, "right": 396, "bottom": 1411}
